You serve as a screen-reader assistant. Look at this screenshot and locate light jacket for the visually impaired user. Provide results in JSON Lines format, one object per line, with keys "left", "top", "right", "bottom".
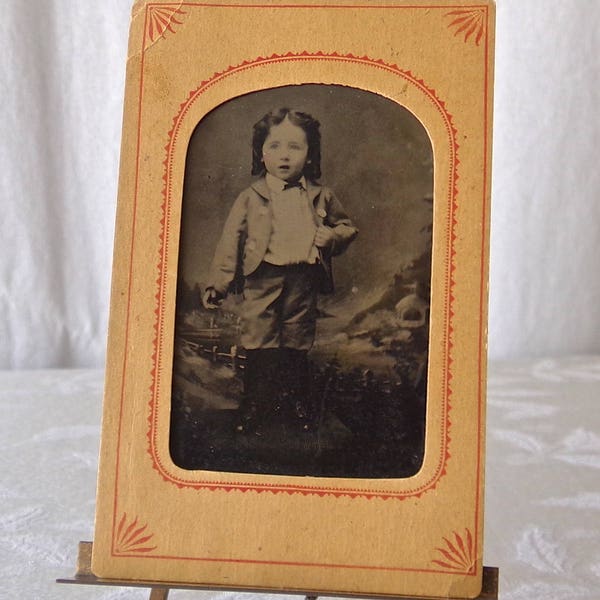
{"left": 207, "top": 177, "right": 358, "bottom": 295}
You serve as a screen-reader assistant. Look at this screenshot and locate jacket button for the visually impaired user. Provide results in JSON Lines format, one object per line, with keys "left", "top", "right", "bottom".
{"left": 247, "top": 240, "right": 256, "bottom": 250}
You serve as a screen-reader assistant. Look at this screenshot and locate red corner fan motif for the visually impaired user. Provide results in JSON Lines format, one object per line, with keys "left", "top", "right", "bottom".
{"left": 432, "top": 529, "right": 475, "bottom": 572}
{"left": 114, "top": 513, "right": 157, "bottom": 554}
{"left": 147, "top": 5, "right": 186, "bottom": 42}
{"left": 445, "top": 9, "right": 487, "bottom": 46}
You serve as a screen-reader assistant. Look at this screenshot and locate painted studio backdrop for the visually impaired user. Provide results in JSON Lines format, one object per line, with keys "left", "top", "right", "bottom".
{"left": 170, "top": 85, "right": 433, "bottom": 478}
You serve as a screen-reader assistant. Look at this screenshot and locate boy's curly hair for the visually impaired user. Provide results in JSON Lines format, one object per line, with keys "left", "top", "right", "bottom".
{"left": 251, "top": 107, "right": 322, "bottom": 181}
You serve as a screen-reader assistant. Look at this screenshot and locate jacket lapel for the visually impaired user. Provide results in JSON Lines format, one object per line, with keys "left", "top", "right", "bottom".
{"left": 306, "top": 181, "right": 323, "bottom": 209}
{"left": 250, "top": 178, "right": 271, "bottom": 202}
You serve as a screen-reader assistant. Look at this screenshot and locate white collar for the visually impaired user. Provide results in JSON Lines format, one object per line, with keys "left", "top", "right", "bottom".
{"left": 265, "top": 173, "right": 307, "bottom": 193}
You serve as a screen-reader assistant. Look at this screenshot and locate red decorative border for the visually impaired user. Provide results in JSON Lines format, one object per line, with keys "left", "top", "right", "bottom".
{"left": 111, "top": 2, "right": 491, "bottom": 577}
{"left": 149, "top": 50, "right": 458, "bottom": 500}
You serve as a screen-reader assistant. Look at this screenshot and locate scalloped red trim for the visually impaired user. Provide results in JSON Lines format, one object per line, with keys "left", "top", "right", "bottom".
{"left": 147, "top": 51, "right": 459, "bottom": 500}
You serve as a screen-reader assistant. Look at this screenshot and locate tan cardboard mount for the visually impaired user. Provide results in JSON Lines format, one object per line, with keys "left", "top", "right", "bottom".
{"left": 58, "top": 542, "right": 498, "bottom": 598}
{"left": 58, "top": 1, "right": 497, "bottom": 598}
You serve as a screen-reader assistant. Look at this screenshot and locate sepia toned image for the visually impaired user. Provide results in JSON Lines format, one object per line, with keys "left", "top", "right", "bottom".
{"left": 169, "top": 84, "right": 433, "bottom": 478}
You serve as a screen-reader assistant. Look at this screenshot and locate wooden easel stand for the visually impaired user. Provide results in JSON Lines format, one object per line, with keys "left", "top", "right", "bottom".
{"left": 57, "top": 542, "right": 498, "bottom": 600}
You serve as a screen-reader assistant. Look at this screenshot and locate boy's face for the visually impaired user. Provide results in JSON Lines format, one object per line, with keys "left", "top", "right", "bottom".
{"left": 262, "top": 118, "right": 309, "bottom": 182}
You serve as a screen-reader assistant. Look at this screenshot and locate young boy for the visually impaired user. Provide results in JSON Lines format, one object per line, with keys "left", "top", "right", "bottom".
{"left": 203, "top": 107, "right": 357, "bottom": 432}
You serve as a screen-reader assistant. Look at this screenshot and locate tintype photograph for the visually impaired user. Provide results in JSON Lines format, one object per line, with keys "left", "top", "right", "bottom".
{"left": 169, "top": 84, "right": 433, "bottom": 479}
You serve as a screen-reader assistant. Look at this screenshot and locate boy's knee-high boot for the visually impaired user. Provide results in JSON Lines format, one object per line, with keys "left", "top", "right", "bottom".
{"left": 253, "top": 348, "right": 284, "bottom": 415}
{"left": 281, "top": 348, "right": 312, "bottom": 427}
{"left": 237, "top": 349, "right": 260, "bottom": 431}
{"left": 238, "top": 348, "right": 282, "bottom": 431}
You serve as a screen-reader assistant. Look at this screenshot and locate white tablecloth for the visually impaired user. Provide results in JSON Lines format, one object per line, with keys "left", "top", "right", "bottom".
{"left": 2, "top": 357, "right": 599, "bottom": 599}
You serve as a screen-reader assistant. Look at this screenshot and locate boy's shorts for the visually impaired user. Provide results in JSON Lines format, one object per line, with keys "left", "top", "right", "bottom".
{"left": 241, "top": 262, "right": 319, "bottom": 351}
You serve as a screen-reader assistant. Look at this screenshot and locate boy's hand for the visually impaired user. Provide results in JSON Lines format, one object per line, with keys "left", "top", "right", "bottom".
{"left": 314, "top": 225, "right": 337, "bottom": 249}
{"left": 202, "top": 287, "right": 224, "bottom": 310}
